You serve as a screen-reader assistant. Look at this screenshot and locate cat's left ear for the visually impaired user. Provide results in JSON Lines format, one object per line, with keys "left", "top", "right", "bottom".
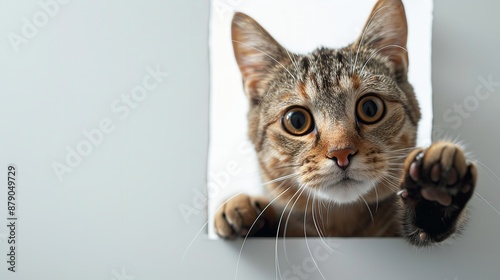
{"left": 354, "top": 0, "right": 408, "bottom": 73}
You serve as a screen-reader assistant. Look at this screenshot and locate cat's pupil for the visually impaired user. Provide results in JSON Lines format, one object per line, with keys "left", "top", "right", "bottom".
{"left": 362, "top": 100, "right": 378, "bottom": 118}
{"left": 290, "top": 112, "right": 306, "bottom": 129}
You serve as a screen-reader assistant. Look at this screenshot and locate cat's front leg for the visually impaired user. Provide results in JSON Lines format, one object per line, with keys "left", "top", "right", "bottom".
{"left": 214, "top": 194, "right": 277, "bottom": 239}
{"left": 399, "top": 142, "right": 477, "bottom": 246}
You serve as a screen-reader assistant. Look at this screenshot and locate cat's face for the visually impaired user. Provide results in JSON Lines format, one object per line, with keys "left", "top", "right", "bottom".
{"left": 232, "top": 0, "right": 421, "bottom": 204}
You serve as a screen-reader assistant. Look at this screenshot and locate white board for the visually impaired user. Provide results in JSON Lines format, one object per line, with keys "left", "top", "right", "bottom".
{"left": 208, "top": 0, "right": 433, "bottom": 238}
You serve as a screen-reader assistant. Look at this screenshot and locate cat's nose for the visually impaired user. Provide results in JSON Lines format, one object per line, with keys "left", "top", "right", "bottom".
{"left": 326, "top": 148, "right": 357, "bottom": 170}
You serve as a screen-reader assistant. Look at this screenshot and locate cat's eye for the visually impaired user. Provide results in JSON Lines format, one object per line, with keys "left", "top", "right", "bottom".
{"left": 356, "top": 95, "right": 385, "bottom": 124}
{"left": 282, "top": 107, "right": 314, "bottom": 136}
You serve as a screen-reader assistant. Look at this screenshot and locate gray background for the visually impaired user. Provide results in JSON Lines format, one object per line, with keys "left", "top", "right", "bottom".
{"left": 0, "top": 0, "right": 499, "bottom": 280}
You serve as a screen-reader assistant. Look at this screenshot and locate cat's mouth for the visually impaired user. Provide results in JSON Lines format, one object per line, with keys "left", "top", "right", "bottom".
{"left": 334, "top": 177, "right": 363, "bottom": 187}
{"left": 314, "top": 175, "right": 374, "bottom": 204}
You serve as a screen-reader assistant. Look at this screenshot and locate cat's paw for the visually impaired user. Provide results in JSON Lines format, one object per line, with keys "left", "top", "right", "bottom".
{"left": 401, "top": 142, "right": 476, "bottom": 205}
{"left": 399, "top": 142, "right": 477, "bottom": 244}
{"left": 214, "top": 194, "right": 271, "bottom": 239}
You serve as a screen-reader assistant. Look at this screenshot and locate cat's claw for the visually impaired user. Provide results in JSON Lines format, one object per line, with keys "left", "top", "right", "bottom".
{"left": 397, "top": 189, "right": 408, "bottom": 198}
{"left": 419, "top": 231, "right": 427, "bottom": 241}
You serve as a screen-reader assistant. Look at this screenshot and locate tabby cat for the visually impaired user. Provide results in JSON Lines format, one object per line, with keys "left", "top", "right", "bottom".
{"left": 214, "top": 0, "right": 477, "bottom": 246}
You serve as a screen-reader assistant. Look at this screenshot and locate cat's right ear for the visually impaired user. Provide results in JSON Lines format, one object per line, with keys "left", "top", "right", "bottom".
{"left": 232, "top": 12, "right": 288, "bottom": 105}
{"left": 354, "top": 0, "right": 408, "bottom": 74}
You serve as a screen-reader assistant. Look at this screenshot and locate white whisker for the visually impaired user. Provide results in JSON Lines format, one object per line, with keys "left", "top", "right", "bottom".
{"left": 360, "top": 196, "right": 374, "bottom": 223}
{"left": 182, "top": 192, "right": 244, "bottom": 261}
{"left": 360, "top": 44, "right": 408, "bottom": 75}
{"left": 276, "top": 183, "right": 306, "bottom": 279}
{"left": 264, "top": 173, "right": 300, "bottom": 185}
{"left": 283, "top": 183, "right": 308, "bottom": 265}
{"left": 304, "top": 191, "right": 326, "bottom": 280}
{"left": 474, "top": 192, "right": 500, "bottom": 216}
{"left": 236, "top": 184, "right": 292, "bottom": 280}
{"left": 232, "top": 40, "right": 298, "bottom": 83}
{"left": 351, "top": 4, "right": 392, "bottom": 74}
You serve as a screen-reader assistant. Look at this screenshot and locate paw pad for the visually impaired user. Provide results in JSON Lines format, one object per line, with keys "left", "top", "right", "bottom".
{"left": 402, "top": 143, "right": 476, "bottom": 207}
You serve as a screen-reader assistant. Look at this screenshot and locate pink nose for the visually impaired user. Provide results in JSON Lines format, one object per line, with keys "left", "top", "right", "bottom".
{"left": 326, "top": 148, "right": 357, "bottom": 170}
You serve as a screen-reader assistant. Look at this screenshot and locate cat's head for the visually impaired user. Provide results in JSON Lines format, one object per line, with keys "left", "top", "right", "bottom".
{"left": 232, "top": 0, "right": 421, "bottom": 204}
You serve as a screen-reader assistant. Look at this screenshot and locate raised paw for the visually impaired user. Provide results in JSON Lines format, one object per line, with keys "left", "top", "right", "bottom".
{"left": 399, "top": 142, "right": 478, "bottom": 245}
{"left": 214, "top": 194, "right": 273, "bottom": 239}
{"left": 401, "top": 142, "right": 477, "bottom": 206}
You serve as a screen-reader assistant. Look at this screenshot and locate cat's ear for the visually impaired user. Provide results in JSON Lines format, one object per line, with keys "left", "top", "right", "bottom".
{"left": 232, "top": 12, "right": 288, "bottom": 104}
{"left": 354, "top": 0, "right": 408, "bottom": 73}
